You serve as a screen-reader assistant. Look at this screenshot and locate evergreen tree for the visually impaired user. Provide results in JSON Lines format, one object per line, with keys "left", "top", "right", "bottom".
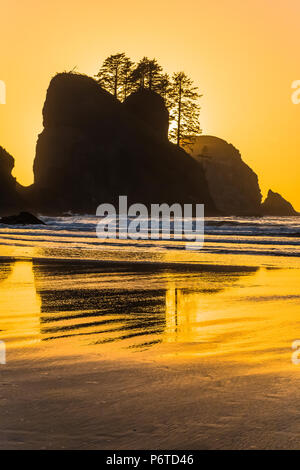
{"left": 157, "top": 73, "right": 172, "bottom": 107}
{"left": 95, "top": 53, "right": 134, "bottom": 100}
{"left": 131, "top": 57, "right": 163, "bottom": 92}
{"left": 95, "top": 54, "right": 203, "bottom": 145}
{"left": 121, "top": 57, "right": 135, "bottom": 100}
{"left": 168, "top": 72, "right": 202, "bottom": 146}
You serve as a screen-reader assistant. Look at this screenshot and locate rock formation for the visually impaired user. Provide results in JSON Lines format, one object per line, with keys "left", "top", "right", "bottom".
{"left": 261, "top": 190, "right": 298, "bottom": 216}
{"left": 124, "top": 89, "right": 169, "bottom": 141}
{"left": 5, "top": 74, "right": 296, "bottom": 219}
{"left": 184, "top": 136, "right": 262, "bottom": 216}
{"left": 0, "top": 146, "right": 22, "bottom": 215}
{"left": 32, "top": 73, "right": 216, "bottom": 215}
{"left": 0, "top": 211, "right": 45, "bottom": 225}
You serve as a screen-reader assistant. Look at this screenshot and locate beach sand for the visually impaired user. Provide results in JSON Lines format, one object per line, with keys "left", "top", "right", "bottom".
{"left": 1, "top": 257, "right": 300, "bottom": 449}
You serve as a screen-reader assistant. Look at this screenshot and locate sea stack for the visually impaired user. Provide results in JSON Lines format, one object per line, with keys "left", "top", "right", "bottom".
{"left": 32, "top": 73, "right": 216, "bottom": 215}
{"left": 0, "top": 146, "right": 22, "bottom": 216}
{"left": 261, "top": 190, "right": 298, "bottom": 216}
{"left": 123, "top": 89, "right": 169, "bottom": 141}
{"left": 184, "top": 135, "right": 262, "bottom": 216}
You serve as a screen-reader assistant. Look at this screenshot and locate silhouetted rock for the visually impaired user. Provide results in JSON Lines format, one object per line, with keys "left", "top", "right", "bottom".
{"left": 0, "top": 146, "right": 23, "bottom": 215}
{"left": 0, "top": 211, "right": 45, "bottom": 225}
{"left": 124, "top": 89, "right": 169, "bottom": 141}
{"left": 32, "top": 73, "right": 216, "bottom": 215}
{"left": 261, "top": 190, "right": 298, "bottom": 216}
{"left": 184, "top": 136, "right": 262, "bottom": 216}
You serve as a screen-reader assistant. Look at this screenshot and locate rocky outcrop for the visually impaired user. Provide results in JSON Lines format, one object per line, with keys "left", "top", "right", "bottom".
{"left": 124, "top": 89, "right": 169, "bottom": 141}
{"left": 0, "top": 146, "right": 22, "bottom": 215}
{"left": 32, "top": 73, "right": 216, "bottom": 215}
{"left": 0, "top": 212, "right": 45, "bottom": 225}
{"left": 184, "top": 136, "right": 262, "bottom": 216}
{"left": 261, "top": 190, "right": 298, "bottom": 216}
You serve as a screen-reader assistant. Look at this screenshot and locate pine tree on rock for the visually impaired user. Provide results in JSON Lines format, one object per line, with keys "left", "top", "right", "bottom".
{"left": 121, "top": 57, "right": 135, "bottom": 100}
{"left": 157, "top": 73, "right": 172, "bottom": 108}
{"left": 131, "top": 57, "right": 163, "bottom": 92}
{"left": 168, "top": 72, "right": 202, "bottom": 147}
{"left": 95, "top": 53, "right": 134, "bottom": 100}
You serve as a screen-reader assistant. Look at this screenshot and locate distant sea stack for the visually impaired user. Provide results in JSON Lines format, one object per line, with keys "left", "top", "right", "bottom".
{"left": 0, "top": 146, "right": 23, "bottom": 216}
{"left": 32, "top": 73, "right": 216, "bottom": 215}
{"left": 261, "top": 190, "right": 298, "bottom": 216}
{"left": 0, "top": 211, "right": 45, "bottom": 225}
{"left": 184, "top": 136, "right": 262, "bottom": 216}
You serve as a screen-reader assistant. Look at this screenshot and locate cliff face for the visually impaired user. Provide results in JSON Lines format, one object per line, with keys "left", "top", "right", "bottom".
{"left": 0, "top": 146, "right": 21, "bottom": 215}
{"left": 184, "top": 136, "right": 262, "bottom": 216}
{"left": 33, "top": 73, "right": 216, "bottom": 215}
{"left": 261, "top": 190, "right": 298, "bottom": 216}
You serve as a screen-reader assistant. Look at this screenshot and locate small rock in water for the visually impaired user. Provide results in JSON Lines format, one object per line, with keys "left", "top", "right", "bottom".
{"left": 0, "top": 211, "right": 45, "bottom": 225}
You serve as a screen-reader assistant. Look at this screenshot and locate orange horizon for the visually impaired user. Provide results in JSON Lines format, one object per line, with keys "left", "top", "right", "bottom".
{"left": 1, "top": 0, "right": 300, "bottom": 209}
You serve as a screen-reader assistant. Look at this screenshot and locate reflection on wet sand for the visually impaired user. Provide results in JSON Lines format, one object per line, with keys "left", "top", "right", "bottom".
{"left": 0, "top": 260, "right": 257, "bottom": 349}
{"left": 0, "top": 259, "right": 256, "bottom": 351}
{"left": 0, "top": 261, "right": 41, "bottom": 347}
{"left": 1, "top": 259, "right": 300, "bottom": 368}
{"left": 33, "top": 261, "right": 262, "bottom": 351}
{"left": 2, "top": 258, "right": 300, "bottom": 451}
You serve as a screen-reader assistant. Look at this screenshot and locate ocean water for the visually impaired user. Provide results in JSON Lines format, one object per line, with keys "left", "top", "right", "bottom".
{"left": 0, "top": 215, "right": 300, "bottom": 267}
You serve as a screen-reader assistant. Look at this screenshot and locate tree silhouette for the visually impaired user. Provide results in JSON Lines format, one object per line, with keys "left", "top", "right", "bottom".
{"left": 95, "top": 54, "right": 202, "bottom": 146}
{"left": 121, "top": 57, "right": 135, "bottom": 100}
{"left": 168, "top": 72, "right": 202, "bottom": 147}
{"left": 131, "top": 57, "right": 163, "bottom": 92}
{"left": 95, "top": 53, "right": 134, "bottom": 100}
{"left": 157, "top": 73, "right": 172, "bottom": 107}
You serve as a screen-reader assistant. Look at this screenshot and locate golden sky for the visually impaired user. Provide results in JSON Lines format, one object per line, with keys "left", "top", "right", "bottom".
{"left": 1, "top": 0, "right": 300, "bottom": 208}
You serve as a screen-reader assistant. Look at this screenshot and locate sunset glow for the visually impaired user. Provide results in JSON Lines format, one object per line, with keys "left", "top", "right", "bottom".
{"left": 1, "top": 0, "right": 300, "bottom": 207}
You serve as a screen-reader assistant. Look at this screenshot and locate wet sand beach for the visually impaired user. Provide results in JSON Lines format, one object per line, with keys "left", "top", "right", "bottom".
{"left": 1, "top": 254, "right": 300, "bottom": 449}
